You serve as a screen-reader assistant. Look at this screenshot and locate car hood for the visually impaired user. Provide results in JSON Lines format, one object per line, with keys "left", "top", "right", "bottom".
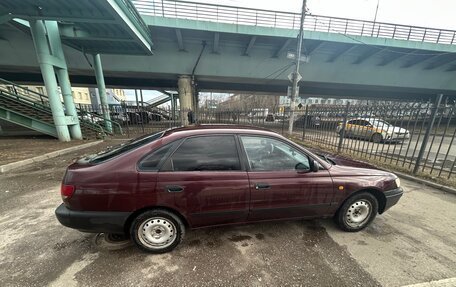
{"left": 328, "top": 164, "right": 391, "bottom": 177}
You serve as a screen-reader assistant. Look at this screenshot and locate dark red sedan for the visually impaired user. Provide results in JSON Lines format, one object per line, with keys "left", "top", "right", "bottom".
{"left": 56, "top": 125, "right": 403, "bottom": 253}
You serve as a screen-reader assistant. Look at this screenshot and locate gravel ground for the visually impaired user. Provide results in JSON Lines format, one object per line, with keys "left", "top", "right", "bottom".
{"left": 0, "top": 135, "right": 96, "bottom": 165}
{"left": 0, "top": 142, "right": 455, "bottom": 287}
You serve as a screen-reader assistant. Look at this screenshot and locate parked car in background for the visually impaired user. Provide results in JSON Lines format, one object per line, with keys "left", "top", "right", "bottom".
{"left": 337, "top": 118, "right": 410, "bottom": 143}
{"left": 265, "top": 113, "right": 275, "bottom": 122}
{"left": 55, "top": 125, "right": 403, "bottom": 253}
{"left": 110, "top": 112, "right": 129, "bottom": 125}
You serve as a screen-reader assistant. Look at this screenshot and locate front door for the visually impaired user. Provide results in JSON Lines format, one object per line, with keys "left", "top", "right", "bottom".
{"left": 157, "top": 135, "right": 249, "bottom": 227}
{"left": 239, "top": 135, "right": 335, "bottom": 221}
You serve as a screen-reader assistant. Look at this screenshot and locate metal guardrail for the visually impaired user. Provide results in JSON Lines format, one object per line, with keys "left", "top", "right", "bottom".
{"left": 0, "top": 78, "right": 49, "bottom": 106}
{"left": 0, "top": 78, "right": 123, "bottom": 135}
{"left": 116, "top": 0, "right": 153, "bottom": 43}
{"left": 132, "top": 0, "right": 456, "bottom": 45}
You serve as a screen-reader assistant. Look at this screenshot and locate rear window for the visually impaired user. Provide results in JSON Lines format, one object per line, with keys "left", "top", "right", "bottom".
{"left": 79, "top": 132, "right": 164, "bottom": 164}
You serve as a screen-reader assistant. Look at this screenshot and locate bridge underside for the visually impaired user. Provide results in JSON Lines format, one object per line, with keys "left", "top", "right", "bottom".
{"left": 1, "top": 11, "right": 456, "bottom": 101}
{"left": 1, "top": 70, "right": 453, "bottom": 102}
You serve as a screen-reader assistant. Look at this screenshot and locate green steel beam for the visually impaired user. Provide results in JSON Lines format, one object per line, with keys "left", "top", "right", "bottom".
{"left": 353, "top": 47, "right": 385, "bottom": 64}
{"left": 244, "top": 36, "right": 256, "bottom": 56}
{"left": 45, "top": 21, "right": 82, "bottom": 140}
{"left": 143, "top": 16, "right": 456, "bottom": 53}
{"left": 327, "top": 44, "right": 357, "bottom": 62}
{"left": 213, "top": 32, "right": 220, "bottom": 54}
{"left": 13, "top": 15, "right": 117, "bottom": 24}
{"left": 175, "top": 28, "right": 185, "bottom": 51}
{"left": 0, "top": 13, "right": 12, "bottom": 24}
{"left": 106, "top": 0, "right": 153, "bottom": 53}
{"left": 60, "top": 35, "right": 136, "bottom": 43}
{"left": 377, "top": 51, "right": 411, "bottom": 66}
{"left": 29, "top": 20, "right": 71, "bottom": 142}
{"left": 273, "top": 38, "right": 292, "bottom": 58}
{"left": 305, "top": 41, "right": 324, "bottom": 55}
{"left": 0, "top": 107, "right": 57, "bottom": 138}
{"left": 93, "top": 54, "right": 113, "bottom": 133}
{"left": 424, "top": 55, "right": 456, "bottom": 70}
{"left": 401, "top": 54, "right": 437, "bottom": 68}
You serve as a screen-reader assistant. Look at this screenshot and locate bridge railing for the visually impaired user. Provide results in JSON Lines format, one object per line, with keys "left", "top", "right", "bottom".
{"left": 133, "top": 0, "right": 456, "bottom": 45}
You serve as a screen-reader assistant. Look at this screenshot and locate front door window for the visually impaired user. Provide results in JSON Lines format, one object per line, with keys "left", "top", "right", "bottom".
{"left": 240, "top": 136, "right": 309, "bottom": 171}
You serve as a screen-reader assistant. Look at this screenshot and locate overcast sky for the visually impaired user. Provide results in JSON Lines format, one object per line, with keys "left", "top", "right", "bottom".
{"left": 203, "top": 0, "right": 456, "bottom": 30}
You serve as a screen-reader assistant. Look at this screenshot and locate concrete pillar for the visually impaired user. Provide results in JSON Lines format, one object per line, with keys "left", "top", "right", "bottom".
{"left": 178, "top": 75, "right": 193, "bottom": 126}
{"left": 170, "top": 93, "right": 175, "bottom": 120}
{"left": 45, "top": 21, "right": 82, "bottom": 140}
{"left": 93, "top": 54, "right": 112, "bottom": 132}
{"left": 29, "top": 20, "right": 71, "bottom": 142}
{"left": 56, "top": 69, "right": 82, "bottom": 139}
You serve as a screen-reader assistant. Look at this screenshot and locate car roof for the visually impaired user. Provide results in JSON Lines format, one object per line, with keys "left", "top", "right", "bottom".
{"left": 353, "top": 118, "right": 381, "bottom": 121}
{"left": 162, "top": 124, "right": 276, "bottom": 138}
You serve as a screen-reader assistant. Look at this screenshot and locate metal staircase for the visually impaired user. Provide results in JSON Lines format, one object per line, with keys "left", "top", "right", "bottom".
{"left": 0, "top": 78, "right": 121, "bottom": 139}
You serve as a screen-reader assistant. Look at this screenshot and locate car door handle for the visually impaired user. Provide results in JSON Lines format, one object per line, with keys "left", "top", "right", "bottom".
{"left": 166, "top": 185, "right": 184, "bottom": 193}
{"left": 255, "top": 183, "right": 270, "bottom": 190}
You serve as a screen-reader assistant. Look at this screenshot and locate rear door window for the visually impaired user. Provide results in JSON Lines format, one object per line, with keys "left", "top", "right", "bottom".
{"left": 162, "top": 135, "right": 241, "bottom": 171}
{"left": 82, "top": 132, "right": 163, "bottom": 164}
{"left": 138, "top": 140, "right": 181, "bottom": 171}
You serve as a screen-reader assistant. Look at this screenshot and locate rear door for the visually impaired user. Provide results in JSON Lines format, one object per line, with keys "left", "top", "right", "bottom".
{"left": 157, "top": 135, "right": 250, "bottom": 227}
{"left": 239, "top": 135, "right": 335, "bottom": 221}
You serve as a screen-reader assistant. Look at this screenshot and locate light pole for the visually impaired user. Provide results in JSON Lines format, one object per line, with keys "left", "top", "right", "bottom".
{"left": 288, "top": 0, "right": 307, "bottom": 135}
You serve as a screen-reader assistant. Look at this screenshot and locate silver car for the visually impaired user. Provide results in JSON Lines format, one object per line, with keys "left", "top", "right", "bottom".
{"left": 336, "top": 118, "right": 410, "bottom": 143}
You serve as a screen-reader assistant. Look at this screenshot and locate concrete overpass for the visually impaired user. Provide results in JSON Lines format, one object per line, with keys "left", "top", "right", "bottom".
{"left": 1, "top": 0, "right": 456, "bottom": 140}
{"left": 2, "top": 0, "right": 456, "bottom": 101}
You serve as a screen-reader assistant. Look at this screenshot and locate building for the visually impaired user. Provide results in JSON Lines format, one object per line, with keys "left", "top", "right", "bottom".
{"left": 13, "top": 85, "right": 91, "bottom": 105}
{"left": 89, "top": 88, "right": 126, "bottom": 110}
{"left": 279, "top": 96, "right": 363, "bottom": 107}
{"left": 218, "top": 93, "right": 280, "bottom": 112}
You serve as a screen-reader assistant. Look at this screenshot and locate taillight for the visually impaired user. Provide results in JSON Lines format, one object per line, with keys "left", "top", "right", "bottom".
{"left": 61, "top": 184, "right": 75, "bottom": 200}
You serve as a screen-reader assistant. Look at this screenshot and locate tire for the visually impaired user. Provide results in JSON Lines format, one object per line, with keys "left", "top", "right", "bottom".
{"left": 93, "top": 233, "right": 132, "bottom": 251}
{"left": 371, "top": 133, "right": 383, "bottom": 143}
{"left": 130, "top": 209, "right": 185, "bottom": 253}
{"left": 335, "top": 192, "right": 378, "bottom": 232}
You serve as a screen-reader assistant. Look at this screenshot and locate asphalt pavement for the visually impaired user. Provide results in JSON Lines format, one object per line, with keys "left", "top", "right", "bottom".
{"left": 0, "top": 143, "right": 455, "bottom": 287}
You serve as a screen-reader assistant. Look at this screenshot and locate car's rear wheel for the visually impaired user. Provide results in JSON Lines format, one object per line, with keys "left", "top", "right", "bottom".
{"left": 130, "top": 209, "right": 185, "bottom": 253}
{"left": 336, "top": 192, "right": 378, "bottom": 232}
{"left": 371, "top": 133, "right": 383, "bottom": 143}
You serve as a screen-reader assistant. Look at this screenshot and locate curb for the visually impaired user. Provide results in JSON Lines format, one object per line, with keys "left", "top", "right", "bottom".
{"left": 394, "top": 171, "right": 456, "bottom": 195}
{"left": 0, "top": 140, "right": 103, "bottom": 173}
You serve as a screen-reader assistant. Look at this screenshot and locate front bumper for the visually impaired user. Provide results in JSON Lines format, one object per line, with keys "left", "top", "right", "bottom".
{"left": 55, "top": 204, "right": 132, "bottom": 234}
{"left": 381, "top": 187, "right": 403, "bottom": 213}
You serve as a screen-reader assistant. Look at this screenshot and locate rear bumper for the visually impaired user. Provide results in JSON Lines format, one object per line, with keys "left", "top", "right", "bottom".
{"left": 55, "top": 204, "right": 132, "bottom": 234}
{"left": 382, "top": 187, "right": 403, "bottom": 213}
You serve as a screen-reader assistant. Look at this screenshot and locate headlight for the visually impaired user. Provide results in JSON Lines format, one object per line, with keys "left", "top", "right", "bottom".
{"left": 395, "top": 177, "right": 401, "bottom": 188}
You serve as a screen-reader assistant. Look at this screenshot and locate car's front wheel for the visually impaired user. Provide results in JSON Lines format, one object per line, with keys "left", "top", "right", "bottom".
{"left": 336, "top": 192, "right": 378, "bottom": 232}
{"left": 130, "top": 209, "right": 185, "bottom": 253}
{"left": 371, "top": 133, "right": 383, "bottom": 143}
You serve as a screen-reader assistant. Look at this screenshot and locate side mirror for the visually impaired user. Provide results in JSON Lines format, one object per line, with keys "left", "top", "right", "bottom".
{"left": 295, "top": 162, "right": 309, "bottom": 172}
{"left": 310, "top": 158, "right": 319, "bottom": 172}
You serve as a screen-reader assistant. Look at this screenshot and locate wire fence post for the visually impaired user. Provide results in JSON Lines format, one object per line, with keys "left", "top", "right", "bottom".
{"left": 413, "top": 94, "right": 443, "bottom": 174}
{"left": 302, "top": 104, "right": 309, "bottom": 140}
{"left": 337, "top": 102, "right": 350, "bottom": 153}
